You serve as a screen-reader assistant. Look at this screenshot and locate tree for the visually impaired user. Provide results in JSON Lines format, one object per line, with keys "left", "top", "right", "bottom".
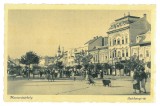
{"left": 20, "top": 51, "right": 40, "bottom": 79}
{"left": 124, "top": 56, "right": 145, "bottom": 76}
{"left": 75, "top": 52, "right": 93, "bottom": 68}
{"left": 76, "top": 64, "right": 82, "bottom": 70}
{"left": 20, "top": 51, "right": 40, "bottom": 67}
{"left": 88, "top": 63, "right": 94, "bottom": 70}
{"left": 115, "top": 62, "right": 124, "bottom": 76}
{"left": 96, "top": 63, "right": 103, "bottom": 71}
{"left": 56, "top": 61, "right": 64, "bottom": 78}
{"left": 103, "top": 63, "right": 111, "bottom": 75}
{"left": 56, "top": 61, "right": 64, "bottom": 69}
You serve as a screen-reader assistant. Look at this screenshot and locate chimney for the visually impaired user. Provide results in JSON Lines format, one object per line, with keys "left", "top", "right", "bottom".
{"left": 143, "top": 14, "right": 147, "bottom": 19}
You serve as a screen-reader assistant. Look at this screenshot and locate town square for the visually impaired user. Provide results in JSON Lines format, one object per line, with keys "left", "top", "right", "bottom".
{"left": 6, "top": 8, "right": 151, "bottom": 95}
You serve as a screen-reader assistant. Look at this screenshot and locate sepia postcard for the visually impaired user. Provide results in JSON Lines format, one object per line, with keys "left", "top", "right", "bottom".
{"left": 4, "top": 4, "right": 155, "bottom": 102}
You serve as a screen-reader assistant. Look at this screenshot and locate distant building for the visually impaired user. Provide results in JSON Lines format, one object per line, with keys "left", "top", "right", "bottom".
{"left": 85, "top": 36, "right": 108, "bottom": 51}
{"left": 39, "top": 56, "right": 55, "bottom": 67}
{"left": 85, "top": 36, "right": 108, "bottom": 63}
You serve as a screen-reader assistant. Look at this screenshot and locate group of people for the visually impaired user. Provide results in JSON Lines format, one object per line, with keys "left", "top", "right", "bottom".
{"left": 133, "top": 67, "right": 148, "bottom": 94}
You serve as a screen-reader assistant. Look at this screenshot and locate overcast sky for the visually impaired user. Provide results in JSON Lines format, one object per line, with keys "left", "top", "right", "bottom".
{"left": 7, "top": 9, "right": 150, "bottom": 59}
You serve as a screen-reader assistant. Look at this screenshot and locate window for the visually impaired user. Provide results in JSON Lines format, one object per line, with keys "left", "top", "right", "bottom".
{"left": 112, "top": 51, "right": 114, "bottom": 58}
{"left": 118, "top": 51, "right": 121, "bottom": 57}
{"left": 122, "top": 50, "right": 125, "bottom": 57}
{"left": 122, "top": 37, "right": 124, "bottom": 44}
{"left": 105, "top": 55, "right": 108, "bottom": 60}
{"left": 113, "top": 39, "right": 116, "bottom": 45}
{"left": 102, "top": 38, "right": 104, "bottom": 46}
{"left": 115, "top": 50, "right": 117, "bottom": 57}
{"left": 140, "top": 54, "right": 143, "bottom": 58}
{"left": 126, "top": 36, "right": 128, "bottom": 44}
{"left": 146, "top": 50, "right": 149, "bottom": 57}
{"left": 110, "top": 51, "right": 112, "bottom": 58}
{"left": 117, "top": 38, "right": 120, "bottom": 44}
{"left": 114, "top": 39, "right": 116, "bottom": 45}
{"left": 126, "top": 49, "right": 128, "bottom": 57}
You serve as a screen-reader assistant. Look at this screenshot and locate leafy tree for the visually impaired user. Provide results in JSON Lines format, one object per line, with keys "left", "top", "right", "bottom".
{"left": 84, "top": 63, "right": 89, "bottom": 69}
{"left": 56, "top": 61, "right": 64, "bottom": 78}
{"left": 56, "top": 61, "right": 64, "bottom": 69}
{"left": 88, "top": 63, "right": 94, "bottom": 70}
{"left": 20, "top": 51, "right": 40, "bottom": 79}
{"left": 20, "top": 51, "right": 40, "bottom": 67}
{"left": 124, "top": 56, "right": 145, "bottom": 76}
{"left": 47, "top": 64, "right": 56, "bottom": 70}
{"left": 96, "top": 63, "right": 103, "bottom": 71}
{"left": 115, "top": 62, "right": 124, "bottom": 76}
{"left": 103, "top": 63, "right": 111, "bottom": 75}
{"left": 32, "top": 65, "right": 41, "bottom": 78}
{"left": 76, "top": 64, "right": 82, "bottom": 70}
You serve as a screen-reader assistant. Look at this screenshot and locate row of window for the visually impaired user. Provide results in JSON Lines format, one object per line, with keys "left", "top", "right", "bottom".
{"left": 133, "top": 50, "right": 150, "bottom": 58}
{"left": 110, "top": 49, "right": 128, "bottom": 58}
{"left": 93, "top": 49, "right": 129, "bottom": 62}
{"left": 93, "top": 54, "right": 107, "bottom": 62}
{"left": 110, "top": 37, "right": 128, "bottom": 46}
{"left": 93, "top": 50, "right": 150, "bottom": 62}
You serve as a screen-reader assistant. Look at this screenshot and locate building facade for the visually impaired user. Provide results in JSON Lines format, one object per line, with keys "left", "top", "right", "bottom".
{"left": 130, "top": 30, "right": 151, "bottom": 72}
{"left": 107, "top": 13, "right": 151, "bottom": 65}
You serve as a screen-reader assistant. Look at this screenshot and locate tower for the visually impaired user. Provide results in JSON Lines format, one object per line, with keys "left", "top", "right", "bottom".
{"left": 57, "top": 45, "right": 61, "bottom": 57}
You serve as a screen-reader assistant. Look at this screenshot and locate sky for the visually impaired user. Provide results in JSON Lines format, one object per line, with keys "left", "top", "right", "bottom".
{"left": 7, "top": 9, "right": 151, "bottom": 59}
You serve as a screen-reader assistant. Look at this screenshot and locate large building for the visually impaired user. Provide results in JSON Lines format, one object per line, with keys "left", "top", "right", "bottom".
{"left": 107, "top": 13, "right": 151, "bottom": 64}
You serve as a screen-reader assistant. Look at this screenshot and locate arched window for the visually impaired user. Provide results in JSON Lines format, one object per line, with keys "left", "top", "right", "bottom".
{"left": 113, "top": 38, "right": 116, "bottom": 45}
{"left": 122, "top": 50, "right": 125, "bottom": 57}
{"left": 112, "top": 51, "right": 114, "bottom": 58}
{"left": 126, "top": 49, "right": 128, "bottom": 57}
{"left": 115, "top": 50, "right": 117, "bottom": 57}
{"left": 114, "top": 39, "right": 116, "bottom": 45}
{"left": 122, "top": 37, "right": 124, "bottom": 44}
{"left": 117, "top": 38, "right": 120, "bottom": 44}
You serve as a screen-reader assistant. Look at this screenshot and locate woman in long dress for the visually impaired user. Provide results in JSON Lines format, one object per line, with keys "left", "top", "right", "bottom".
{"left": 133, "top": 70, "right": 141, "bottom": 93}
{"left": 139, "top": 69, "right": 147, "bottom": 93}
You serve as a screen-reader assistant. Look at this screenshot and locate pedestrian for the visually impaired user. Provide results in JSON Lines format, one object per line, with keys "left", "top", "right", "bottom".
{"left": 26, "top": 67, "right": 30, "bottom": 80}
{"left": 139, "top": 68, "right": 147, "bottom": 93}
{"left": 50, "top": 69, "right": 55, "bottom": 82}
{"left": 100, "top": 70, "right": 104, "bottom": 79}
{"left": 39, "top": 69, "right": 43, "bottom": 79}
{"left": 133, "top": 70, "right": 141, "bottom": 93}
